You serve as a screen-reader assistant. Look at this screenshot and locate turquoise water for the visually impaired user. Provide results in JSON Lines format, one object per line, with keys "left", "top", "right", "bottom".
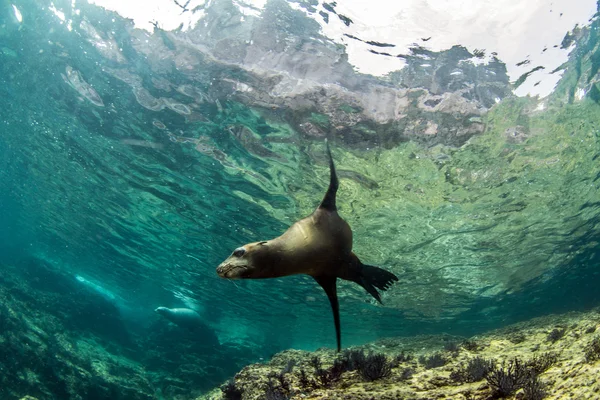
{"left": 1, "top": 0, "right": 600, "bottom": 398}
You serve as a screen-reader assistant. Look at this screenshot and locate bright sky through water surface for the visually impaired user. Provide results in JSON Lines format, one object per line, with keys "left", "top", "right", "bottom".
{"left": 85, "top": 0, "right": 598, "bottom": 97}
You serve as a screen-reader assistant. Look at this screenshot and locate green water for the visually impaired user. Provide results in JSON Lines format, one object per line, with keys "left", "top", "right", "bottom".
{"left": 1, "top": 0, "right": 600, "bottom": 395}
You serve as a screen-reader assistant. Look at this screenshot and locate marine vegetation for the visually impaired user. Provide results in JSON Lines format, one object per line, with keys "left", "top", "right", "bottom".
{"left": 443, "top": 340, "right": 461, "bottom": 354}
{"left": 522, "top": 376, "right": 548, "bottom": 400}
{"left": 357, "top": 353, "right": 393, "bottom": 381}
{"left": 461, "top": 340, "right": 480, "bottom": 352}
{"left": 485, "top": 353, "right": 555, "bottom": 399}
{"left": 584, "top": 336, "right": 600, "bottom": 362}
{"left": 308, "top": 349, "right": 395, "bottom": 385}
{"left": 315, "top": 358, "right": 346, "bottom": 386}
{"left": 485, "top": 358, "right": 531, "bottom": 397}
{"left": 297, "top": 354, "right": 346, "bottom": 389}
{"left": 220, "top": 379, "right": 243, "bottom": 400}
{"left": 390, "top": 350, "right": 413, "bottom": 367}
{"left": 526, "top": 353, "right": 558, "bottom": 375}
{"left": 418, "top": 352, "right": 448, "bottom": 369}
{"left": 4, "top": 0, "right": 600, "bottom": 399}
{"left": 265, "top": 375, "right": 291, "bottom": 400}
{"left": 342, "top": 348, "right": 367, "bottom": 370}
{"left": 450, "top": 356, "right": 495, "bottom": 383}
{"left": 208, "top": 309, "right": 600, "bottom": 400}
{"left": 546, "top": 327, "right": 566, "bottom": 343}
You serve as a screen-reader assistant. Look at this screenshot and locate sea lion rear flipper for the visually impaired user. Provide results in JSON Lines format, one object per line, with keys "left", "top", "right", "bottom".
{"left": 319, "top": 139, "right": 339, "bottom": 212}
{"left": 314, "top": 275, "right": 342, "bottom": 352}
{"left": 353, "top": 263, "right": 399, "bottom": 304}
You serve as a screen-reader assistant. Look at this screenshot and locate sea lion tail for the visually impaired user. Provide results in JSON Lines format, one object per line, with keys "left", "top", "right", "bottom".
{"left": 319, "top": 139, "right": 339, "bottom": 211}
{"left": 355, "top": 264, "right": 399, "bottom": 304}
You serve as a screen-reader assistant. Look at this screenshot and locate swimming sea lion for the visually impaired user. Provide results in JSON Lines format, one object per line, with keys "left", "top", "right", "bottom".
{"left": 155, "top": 307, "right": 204, "bottom": 330}
{"left": 216, "top": 141, "right": 398, "bottom": 351}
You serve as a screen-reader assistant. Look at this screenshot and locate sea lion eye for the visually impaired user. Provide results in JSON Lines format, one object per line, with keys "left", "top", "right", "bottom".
{"left": 233, "top": 247, "right": 246, "bottom": 257}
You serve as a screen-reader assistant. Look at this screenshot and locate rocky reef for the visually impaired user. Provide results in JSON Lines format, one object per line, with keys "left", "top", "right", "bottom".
{"left": 202, "top": 308, "right": 600, "bottom": 400}
{"left": 0, "top": 257, "right": 261, "bottom": 400}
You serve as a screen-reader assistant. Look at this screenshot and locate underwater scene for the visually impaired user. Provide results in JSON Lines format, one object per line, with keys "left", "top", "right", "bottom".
{"left": 1, "top": 0, "right": 600, "bottom": 398}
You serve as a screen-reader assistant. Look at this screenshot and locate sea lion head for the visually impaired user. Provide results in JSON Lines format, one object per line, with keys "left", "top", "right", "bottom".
{"left": 216, "top": 241, "right": 273, "bottom": 279}
{"left": 154, "top": 306, "right": 170, "bottom": 317}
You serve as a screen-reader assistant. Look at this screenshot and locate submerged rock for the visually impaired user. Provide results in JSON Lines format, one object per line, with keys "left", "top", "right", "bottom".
{"left": 0, "top": 257, "right": 260, "bottom": 400}
{"left": 202, "top": 308, "right": 600, "bottom": 400}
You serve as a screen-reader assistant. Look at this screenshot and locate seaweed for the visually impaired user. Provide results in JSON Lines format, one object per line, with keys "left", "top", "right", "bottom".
{"left": 220, "top": 379, "right": 243, "bottom": 400}
{"left": 444, "top": 341, "right": 461, "bottom": 354}
{"left": 485, "top": 358, "right": 530, "bottom": 397}
{"left": 328, "top": 358, "right": 347, "bottom": 380}
{"left": 461, "top": 340, "right": 480, "bottom": 352}
{"left": 450, "top": 356, "right": 495, "bottom": 383}
{"left": 266, "top": 371, "right": 291, "bottom": 399}
{"left": 508, "top": 332, "right": 527, "bottom": 344}
{"left": 310, "top": 354, "right": 350, "bottom": 388}
{"left": 265, "top": 379, "right": 290, "bottom": 400}
{"left": 546, "top": 328, "right": 566, "bottom": 343}
{"left": 584, "top": 325, "right": 596, "bottom": 334}
{"left": 485, "top": 353, "right": 556, "bottom": 399}
{"left": 419, "top": 353, "right": 447, "bottom": 369}
{"left": 309, "top": 355, "right": 322, "bottom": 371}
{"left": 584, "top": 336, "right": 600, "bottom": 362}
{"left": 358, "top": 353, "right": 392, "bottom": 381}
{"left": 298, "top": 369, "right": 314, "bottom": 391}
{"left": 341, "top": 348, "right": 366, "bottom": 370}
{"left": 526, "top": 352, "right": 557, "bottom": 375}
{"left": 315, "top": 365, "right": 340, "bottom": 388}
{"left": 390, "top": 350, "right": 413, "bottom": 367}
{"left": 522, "top": 374, "right": 547, "bottom": 400}
{"left": 398, "top": 367, "right": 414, "bottom": 382}
{"left": 281, "top": 359, "right": 296, "bottom": 374}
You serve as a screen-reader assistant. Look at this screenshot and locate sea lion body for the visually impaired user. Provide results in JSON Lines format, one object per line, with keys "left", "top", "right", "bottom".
{"left": 155, "top": 307, "right": 204, "bottom": 330}
{"left": 273, "top": 209, "right": 352, "bottom": 277}
{"left": 217, "top": 204, "right": 354, "bottom": 281}
{"left": 216, "top": 141, "right": 398, "bottom": 351}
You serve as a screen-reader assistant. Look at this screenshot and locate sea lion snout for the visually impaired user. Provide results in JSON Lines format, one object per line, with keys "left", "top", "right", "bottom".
{"left": 217, "top": 242, "right": 273, "bottom": 279}
{"left": 217, "top": 245, "right": 249, "bottom": 278}
{"left": 154, "top": 306, "right": 168, "bottom": 315}
{"left": 216, "top": 263, "right": 249, "bottom": 279}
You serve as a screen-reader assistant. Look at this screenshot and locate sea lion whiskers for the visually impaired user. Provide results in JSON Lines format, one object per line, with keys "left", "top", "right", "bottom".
{"left": 226, "top": 278, "right": 241, "bottom": 289}
{"left": 185, "top": 254, "right": 202, "bottom": 263}
{"left": 216, "top": 140, "right": 399, "bottom": 351}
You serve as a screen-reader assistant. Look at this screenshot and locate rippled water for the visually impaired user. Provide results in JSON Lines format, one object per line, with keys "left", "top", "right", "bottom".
{"left": 1, "top": 0, "right": 600, "bottom": 357}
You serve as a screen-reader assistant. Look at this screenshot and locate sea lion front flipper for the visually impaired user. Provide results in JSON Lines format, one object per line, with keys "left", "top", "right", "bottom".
{"left": 318, "top": 139, "right": 339, "bottom": 212}
{"left": 314, "top": 275, "right": 342, "bottom": 352}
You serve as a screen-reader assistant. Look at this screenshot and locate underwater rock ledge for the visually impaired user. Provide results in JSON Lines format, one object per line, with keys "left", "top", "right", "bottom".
{"left": 0, "top": 258, "right": 261, "bottom": 400}
{"left": 201, "top": 308, "right": 600, "bottom": 400}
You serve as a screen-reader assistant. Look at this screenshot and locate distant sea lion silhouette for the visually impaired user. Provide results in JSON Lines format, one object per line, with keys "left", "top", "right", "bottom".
{"left": 216, "top": 140, "right": 398, "bottom": 351}
{"left": 155, "top": 307, "right": 204, "bottom": 330}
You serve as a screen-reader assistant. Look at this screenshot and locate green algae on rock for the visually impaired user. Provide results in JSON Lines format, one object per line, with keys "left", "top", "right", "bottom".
{"left": 202, "top": 308, "right": 600, "bottom": 400}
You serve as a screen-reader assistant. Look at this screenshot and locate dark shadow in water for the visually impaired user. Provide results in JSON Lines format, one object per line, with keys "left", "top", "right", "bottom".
{"left": 15, "top": 256, "right": 137, "bottom": 352}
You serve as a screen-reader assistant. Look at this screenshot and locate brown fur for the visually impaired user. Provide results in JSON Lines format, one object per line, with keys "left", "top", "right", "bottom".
{"left": 216, "top": 208, "right": 353, "bottom": 280}
{"left": 216, "top": 141, "right": 398, "bottom": 351}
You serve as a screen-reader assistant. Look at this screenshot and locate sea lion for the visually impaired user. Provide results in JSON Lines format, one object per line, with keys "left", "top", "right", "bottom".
{"left": 216, "top": 140, "right": 398, "bottom": 351}
{"left": 155, "top": 307, "right": 204, "bottom": 330}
